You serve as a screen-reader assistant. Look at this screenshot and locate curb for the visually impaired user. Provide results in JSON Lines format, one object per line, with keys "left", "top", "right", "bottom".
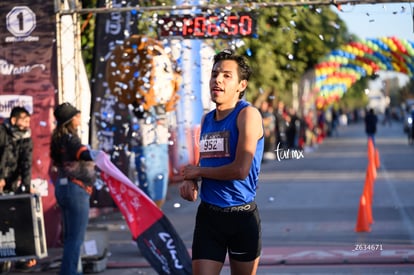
{"left": 104, "top": 245, "right": 414, "bottom": 268}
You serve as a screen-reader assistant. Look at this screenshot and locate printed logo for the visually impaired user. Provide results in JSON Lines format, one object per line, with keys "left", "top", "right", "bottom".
{"left": 274, "top": 142, "right": 305, "bottom": 161}
{"left": 229, "top": 249, "right": 247, "bottom": 255}
{"left": 0, "top": 59, "right": 45, "bottom": 76}
{"left": 0, "top": 228, "right": 17, "bottom": 257}
{"left": 159, "top": 232, "right": 184, "bottom": 269}
{"left": 0, "top": 95, "right": 33, "bottom": 118}
{"left": 5, "top": 6, "right": 39, "bottom": 42}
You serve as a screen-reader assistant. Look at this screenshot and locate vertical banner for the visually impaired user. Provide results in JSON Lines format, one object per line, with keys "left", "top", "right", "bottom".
{"left": 89, "top": 0, "right": 139, "bottom": 207}
{"left": 0, "top": 0, "right": 60, "bottom": 247}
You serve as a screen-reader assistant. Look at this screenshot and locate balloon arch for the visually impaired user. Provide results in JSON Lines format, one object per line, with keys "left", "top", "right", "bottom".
{"left": 313, "top": 36, "right": 414, "bottom": 108}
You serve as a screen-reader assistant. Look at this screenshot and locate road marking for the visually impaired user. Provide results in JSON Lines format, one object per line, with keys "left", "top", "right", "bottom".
{"left": 381, "top": 163, "right": 414, "bottom": 244}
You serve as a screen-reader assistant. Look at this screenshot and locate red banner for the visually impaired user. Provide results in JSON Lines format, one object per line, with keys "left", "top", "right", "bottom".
{"left": 95, "top": 152, "right": 192, "bottom": 274}
{"left": 96, "top": 152, "right": 163, "bottom": 238}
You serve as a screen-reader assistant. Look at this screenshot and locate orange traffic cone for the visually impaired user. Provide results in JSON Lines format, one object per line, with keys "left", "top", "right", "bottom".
{"left": 370, "top": 157, "right": 377, "bottom": 180}
{"left": 367, "top": 138, "right": 377, "bottom": 178}
{"left": 363, "top": 172, "right": 374, "bottom": 224}
{"left": 367, "top": 138, "right": 375, "bottom": 160}
{"left": 355, "top": 194, "right": 371, "bottom": 232}
{"left": 366, "top": 157, "right": 377, "bottom": 182}
{"left": 374, "top": 149, "right": 380, "bottom": 169}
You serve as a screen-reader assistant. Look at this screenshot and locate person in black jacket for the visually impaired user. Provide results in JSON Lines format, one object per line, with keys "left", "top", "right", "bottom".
{"left": 0, "top": 106, "right": 33, "bottom": 194}
{"left": 0, "top": 106, "right": 37, "bottom": 272}
{"left": 50, "top": 102, "right": 98, "bottom": 275}
{"left": 365, "top": 108, "right": 378, "bottom": 144}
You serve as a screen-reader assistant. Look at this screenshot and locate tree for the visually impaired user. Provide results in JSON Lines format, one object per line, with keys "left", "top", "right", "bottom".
{"left": 239, "top": 5, "right": 351, "bottom": 105}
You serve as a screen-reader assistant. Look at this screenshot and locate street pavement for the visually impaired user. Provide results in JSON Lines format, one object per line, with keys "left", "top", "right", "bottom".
{"left": 10, "top": 120, "right": 414, "bottom": 274}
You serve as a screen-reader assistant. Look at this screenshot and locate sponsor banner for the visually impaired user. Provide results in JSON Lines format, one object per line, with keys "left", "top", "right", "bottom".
{"left": 95, "top": 152, "right": 192, "bottom": 274}
{"left": 136, "top": 216, "right": 192, "bottom": 275}
{"left": 0, "top": 95, "right": 33, "bottom": 118}
{"left": 89, "top": 0, "right": 140, "bottom": 207}
{"left": 0, "top": 0, "right": 59, "bottom": 248}
{"left": 90, "top": 0, "right": 139, "bottom": 169}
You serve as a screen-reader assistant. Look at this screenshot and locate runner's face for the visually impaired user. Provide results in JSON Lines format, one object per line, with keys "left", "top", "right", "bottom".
{"left": 13, "top": 114, "right": 31, "bottom": 132}
{"left": 209, "top": 60, "right": 246, "bottom": 106}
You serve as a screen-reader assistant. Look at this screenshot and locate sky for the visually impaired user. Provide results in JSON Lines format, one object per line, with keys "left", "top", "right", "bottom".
{"left": 332, "top": 2, "right": 414, "bottom": 91}
{"left": 333, "top": 2, "right": 413, "bottom": 40}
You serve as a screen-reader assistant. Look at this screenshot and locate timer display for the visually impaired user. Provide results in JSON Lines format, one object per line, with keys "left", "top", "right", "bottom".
{"left": 157, "top": 13, "right": 257, "bottom": 39}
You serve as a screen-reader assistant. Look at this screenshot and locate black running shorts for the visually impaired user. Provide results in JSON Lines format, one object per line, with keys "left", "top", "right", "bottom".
{"left": 192, "top": 201, "right": 262, "bottom": 262}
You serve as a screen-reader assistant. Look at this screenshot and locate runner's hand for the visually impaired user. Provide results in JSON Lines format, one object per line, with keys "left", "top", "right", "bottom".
{"left": 179, "top": 180, "right": 198, "bottom": 202}
{"left": 182, "top": 164, "right": 199, "bottom": 180}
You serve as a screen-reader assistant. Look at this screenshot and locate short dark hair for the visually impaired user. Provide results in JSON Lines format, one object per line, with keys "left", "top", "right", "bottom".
{"left": 10, "top": 106, "right": 30, "bottom": 119}
{"left": 213, "top": 49, "right": 252, "bottom": 81}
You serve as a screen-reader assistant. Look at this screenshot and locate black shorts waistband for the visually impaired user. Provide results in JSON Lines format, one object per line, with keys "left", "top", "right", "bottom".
{"left": 201, "top": 201, "right": 256, "bottom": 213}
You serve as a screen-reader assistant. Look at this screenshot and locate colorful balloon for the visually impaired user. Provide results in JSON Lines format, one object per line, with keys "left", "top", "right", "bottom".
{"left": 314, "top": 37, "right": 414, "bottom": 107}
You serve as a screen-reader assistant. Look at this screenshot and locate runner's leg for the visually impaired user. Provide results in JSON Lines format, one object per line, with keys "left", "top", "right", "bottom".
{"left": 229, "top": 257, "right": 260, "bottom": 275}
{"left": 193, "top": 259, "right": 223, "bottom": 275}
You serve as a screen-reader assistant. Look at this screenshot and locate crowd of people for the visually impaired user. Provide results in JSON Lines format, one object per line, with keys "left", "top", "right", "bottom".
{"left": 258, "top": 100, "right": 347, "bottom": 160}
{"left": 258, "top": 98, "right": 414, "bottom": 160}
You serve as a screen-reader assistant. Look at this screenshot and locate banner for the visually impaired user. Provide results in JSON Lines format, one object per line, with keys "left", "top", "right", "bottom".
{"left": 0, "top": 0, "right": 60, "bottom": 247}
{"left": 95, "top": 152, "right": 192, "bottom": 275}
{"left": 89, "top": 0, "right": 140, "bottom": 207}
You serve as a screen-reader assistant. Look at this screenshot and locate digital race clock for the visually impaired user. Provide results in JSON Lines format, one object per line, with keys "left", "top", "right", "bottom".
{"left": 157, "top": 13, "right": 257, "bottom": 39}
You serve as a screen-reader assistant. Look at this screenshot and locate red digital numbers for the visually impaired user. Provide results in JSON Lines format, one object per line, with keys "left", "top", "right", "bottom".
{"left": 158, "top": 13, "right": 256, "bottom": 39}
{"left": 182, "top": 18, "right": 192, "bottom": 36}
{"left": 239, "top": 15, "right": 253, "bottom": 35}
{"left": 193, "top": 17, "right": 205, "bottom": 36}
{"left": 207, "top": 16, "right": 219, "bottom": 36}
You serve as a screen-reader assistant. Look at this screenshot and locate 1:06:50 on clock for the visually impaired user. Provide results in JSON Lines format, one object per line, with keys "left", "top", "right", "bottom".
{"left": 157, "top": 13, "right": 257, "bottom": 39}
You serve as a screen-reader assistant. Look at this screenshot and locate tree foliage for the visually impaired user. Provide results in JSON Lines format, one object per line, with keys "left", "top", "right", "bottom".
{"left": 238, "top": 5, "right": 352, "bottom": 105}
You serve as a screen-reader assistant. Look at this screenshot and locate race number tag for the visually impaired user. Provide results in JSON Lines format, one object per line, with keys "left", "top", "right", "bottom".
{"left": 199, "top": 131, "right": 230, "bottom": 158}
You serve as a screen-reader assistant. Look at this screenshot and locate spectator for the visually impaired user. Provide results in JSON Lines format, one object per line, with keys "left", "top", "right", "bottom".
{"left": 0, "top": 106, "right": 37, "bottom": 272}
{"left": 259, "top": 100, "right": 276, "bottom": 160}
{"left": 304, "top": 110, "right": 317, "bottom": 151}
{"left": 0, "top": 106, "right": 33, "bottom": 194}
{"left": 331, "top": 108, "right": 339, "bottom": 137}
{"left": 274, "top": 101, "right": 288, "bottom": 149}
{"left": 286, "top": 107, "right": 299, "bottom": 149}
{"left": 365, "top": 108, "right": 378, "bottom": 144}
{"left": 50, "top": 102, "right": 98, "bottom": 275}
{"left": 382, "top": 106, "right": 392, "bottom": 126}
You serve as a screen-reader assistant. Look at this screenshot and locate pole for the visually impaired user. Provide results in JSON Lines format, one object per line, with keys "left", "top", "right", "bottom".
{"left": 168, "top": 0, "right": 205, "bottom": 178}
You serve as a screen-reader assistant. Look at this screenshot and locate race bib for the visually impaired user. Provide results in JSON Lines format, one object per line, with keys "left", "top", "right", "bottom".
{"left": 199, "top": 131, "right": 230, "bottom": 158}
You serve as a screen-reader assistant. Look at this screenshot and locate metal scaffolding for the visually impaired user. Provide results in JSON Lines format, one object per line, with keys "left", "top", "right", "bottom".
{"left": 55, "top": 0, "right": 90, "bottom": 142}
{"left": 56, "top": 0, "right": 414, "bottom": 15}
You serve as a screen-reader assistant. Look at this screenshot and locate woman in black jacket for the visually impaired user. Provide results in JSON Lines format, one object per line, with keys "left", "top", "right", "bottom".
{"left": 50, "top": 102, "right": 96, "bottom": 275}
